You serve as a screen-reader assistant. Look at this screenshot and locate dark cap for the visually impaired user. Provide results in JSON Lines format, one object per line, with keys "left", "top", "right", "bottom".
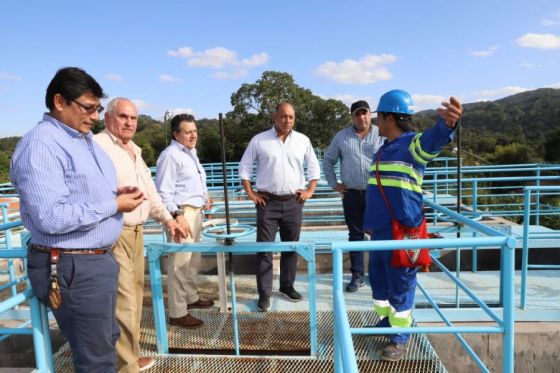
{"left": 350, "top": 100, "right": 370, "bottom": 115}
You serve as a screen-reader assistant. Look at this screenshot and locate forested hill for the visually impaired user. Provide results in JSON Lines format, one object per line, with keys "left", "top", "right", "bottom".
{"left": 414, "top": 88, "right": 560, "bottom": 164}
{"left": 1, "top": 85, "right": 559, "bottom": 182}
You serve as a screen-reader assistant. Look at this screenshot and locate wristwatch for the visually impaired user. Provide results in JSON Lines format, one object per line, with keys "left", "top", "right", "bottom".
{"left": 172, "top": 210, "right": 181, "bottom": 219}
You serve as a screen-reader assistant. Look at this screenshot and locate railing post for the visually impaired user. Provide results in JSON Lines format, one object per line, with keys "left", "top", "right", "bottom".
{"left": 520, "top": 188, "right": 531, "bottom": 309}
{"left": 502, "top": 238, "right": 516, "bottom": 373}
{"left": 472, "top": 180, "right": 478, "bottom": 273}
{"left": 148, "top": 247, "right": 168, "bottom": 353}
{"left": 333, "top": 248, "right": 343, "bottom": 373}
{"left": 535, "top": 166, "right": 541, "bottom": 226}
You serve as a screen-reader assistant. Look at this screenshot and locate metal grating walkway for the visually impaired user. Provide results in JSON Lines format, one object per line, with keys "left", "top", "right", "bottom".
{"left": 53, "top": 308, "right": 446, "bottom": 372}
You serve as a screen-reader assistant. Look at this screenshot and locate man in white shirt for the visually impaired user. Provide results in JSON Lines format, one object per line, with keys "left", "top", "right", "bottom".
{"left": 156, "top": 114, "right": 214, "bottom": 329}
{"left": 94, "top": 98, "right": 187, "bottom": 372}
{"left": 238, "top": 102, "right": 321, "bottom": 311}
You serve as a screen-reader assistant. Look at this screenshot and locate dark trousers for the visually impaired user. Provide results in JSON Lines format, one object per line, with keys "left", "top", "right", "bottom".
{"left": 255, "top": 198, "right": 303, "bottom": 296}
{"left": 27, "top": 249, "right": 120, "bottom": 373}
{"left": 342, "top": 189, "right": 366, "bottom": 276}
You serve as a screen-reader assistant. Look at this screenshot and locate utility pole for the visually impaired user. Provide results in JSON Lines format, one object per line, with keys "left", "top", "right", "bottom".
{"left": 164, "top": 110, "right": 173, "bottom": 145}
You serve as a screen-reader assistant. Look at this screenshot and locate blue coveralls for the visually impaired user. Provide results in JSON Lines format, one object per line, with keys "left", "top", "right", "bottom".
{"left": 364, "top": 119, "right": 456, "bottom": 344}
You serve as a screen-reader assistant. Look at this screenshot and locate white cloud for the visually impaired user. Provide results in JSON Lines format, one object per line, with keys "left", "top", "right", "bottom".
{"left": 211, "top": 70, "right": 248, "bottom": 80}
{"left": 167, "top": 46, "right": 269, "bottom": 79}
{"left": 314, "top": 54, "right": 397, "bottom": 85}
{"left": 520, "top": 61, "right": 536, "bottom": 68}
{"left": 159, "top": 74, "right": 181, "bottom": 83}
{"left": 469, "top": 46, "right": 497, "bottom": 57}
{"left": 105, "top": 73, "right": 123, "bottom": 82}
{"left": 167, "top": 47, "right": 194, "bottom": 58}
{"left": 412, "top": 94, "right": 447, "bottom": 108}
{"left": 545, "top": 82, "right": 560, "bottom": 88}
{"left": 473, "top": 86, "right": 530, "bottom": 98}
{"left": 130, "top": 99, "right": 159, "bottom": 113}
{"left": 517, "top": 33, "right": 560, "bottom": 49}
{"left": 167, "top": 47, "right": 270, "bottom": 69}
{"left": 542, "top": 19, "right": 559, "bottom": 27}
{"left": 0, "top": 72, "right": 22, "bottom": 81}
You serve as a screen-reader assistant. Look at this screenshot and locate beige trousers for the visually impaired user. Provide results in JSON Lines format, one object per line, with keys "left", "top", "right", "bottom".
{"left": 167, "top": 206, "right": 202, "bottom": 318}
{"left": 113, "top": 225, "right": 144, "bottom": 373}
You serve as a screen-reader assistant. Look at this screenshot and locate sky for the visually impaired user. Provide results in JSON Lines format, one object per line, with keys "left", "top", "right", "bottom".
{"left": 0, "top": 0, "right": 559, "bottom": 137}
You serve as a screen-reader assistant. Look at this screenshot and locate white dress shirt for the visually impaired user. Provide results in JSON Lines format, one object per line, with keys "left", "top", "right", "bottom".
{"left": 238, "top": 128, "right": 321, "bottom": 195}
{"left": 94, "top": 129, "right": 172, "bottom": 226}
{"left": 156, "top": 140, "right": 208, "bottom": 212}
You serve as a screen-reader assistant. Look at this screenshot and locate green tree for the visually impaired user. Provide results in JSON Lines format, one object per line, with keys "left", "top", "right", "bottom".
{"left": 226, "top": 71, "right": 350, "bottom": 160}
{"left": 544, "top": 129, "right": 560, "bottom": 162}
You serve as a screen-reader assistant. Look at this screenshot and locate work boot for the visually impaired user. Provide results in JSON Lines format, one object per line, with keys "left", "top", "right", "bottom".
{"left": 345, "top": 273, "right": 365, "bottom": 292}
{"left": 364, "top": 317, "right": 389, "bottom": 338}
{"left": 381, "top": 341, "right": 408, "bottom": 361}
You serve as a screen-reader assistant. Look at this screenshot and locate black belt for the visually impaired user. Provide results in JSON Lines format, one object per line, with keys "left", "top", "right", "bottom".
{"left": 259, "top": 191, "right": 296, "bottom": 202}
{"left": 30, "top": 244, "right": 115, "bottom": 255}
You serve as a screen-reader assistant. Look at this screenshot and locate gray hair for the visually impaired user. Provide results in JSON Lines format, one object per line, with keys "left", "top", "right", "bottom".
{"left": 106, "top": 97, "right": 133, "bottom": 114}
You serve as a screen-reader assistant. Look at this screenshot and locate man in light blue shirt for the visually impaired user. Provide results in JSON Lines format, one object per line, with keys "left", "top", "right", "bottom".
{"left": 323, "top": 100, "right": 384, "bottom": 292}
{"left": 156, "top": 113, "right": 214, "bottom": 329}
{"left": 10, "top": 67, "right": 144, "bottom": 373}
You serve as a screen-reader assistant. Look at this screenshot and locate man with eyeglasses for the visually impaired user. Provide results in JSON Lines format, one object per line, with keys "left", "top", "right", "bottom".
{"left": 10, "top": 67, "right": 144, "bottom": 373}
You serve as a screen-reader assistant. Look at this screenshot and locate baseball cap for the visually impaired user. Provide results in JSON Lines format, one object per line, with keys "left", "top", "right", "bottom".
{"left": 350, "top": 100, "right": 370, "bottom": 114}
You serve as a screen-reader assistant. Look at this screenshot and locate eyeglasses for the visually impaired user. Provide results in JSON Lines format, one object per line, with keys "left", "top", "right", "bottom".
{"left": 72, "top": 99, "right": 104, "bottom": 114}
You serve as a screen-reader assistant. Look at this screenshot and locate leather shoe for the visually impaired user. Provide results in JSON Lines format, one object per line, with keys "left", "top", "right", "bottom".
{"left": 139, "top": 356, "right": 155, "bottom": 372}
{"left": 257, "top": 294, "right": 270, "bottom": 311}
{"left": 187, "top": 298, "right": 215, "bottom": 309}
{"left": 169, "top": 314, "right": 204, "bottom": 328}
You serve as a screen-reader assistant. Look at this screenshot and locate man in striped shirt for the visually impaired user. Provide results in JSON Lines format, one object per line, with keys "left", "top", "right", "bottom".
{"left": 10, "top": 67, "right": 144, "bottom": 372}
{"left": 323, "top": 100, "right": 384, "bottom": 292}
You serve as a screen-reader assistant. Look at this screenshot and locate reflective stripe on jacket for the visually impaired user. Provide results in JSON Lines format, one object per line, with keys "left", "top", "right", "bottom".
{"left": 364, "top": 119, "right": 456, "bottom": 231}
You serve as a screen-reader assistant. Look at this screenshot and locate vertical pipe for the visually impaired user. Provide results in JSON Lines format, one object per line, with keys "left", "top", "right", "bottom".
{"left": 535, "top": 167, "right": 541, "bottom": 226}
{"left": 29, "top": 296, "right": 49, "bottom": 372}
{"left": 230, "top": 273, "right": 240, "bottom": 355}
{"left": 219, "top": 113, "right": 232, "bottom": 237}
{"left": 455, "top": 123, "right": 462, "bottom": 307}
{"left": 502, "top": 240, "right": 515, "bottom": 373}
{"left": 308, "top": 253, "right": 318, "bottom": 356}
{"left": 333, "top": 248, "right": 342, "bottom": 373}
{"left": 472, "top": 180, "right": 478, "bottom": 273}
{"left": 521, "top": 189, "right": 531, "bottom": 309}
{"left": 149, "top": 252, "right": 168, "bottom": 353}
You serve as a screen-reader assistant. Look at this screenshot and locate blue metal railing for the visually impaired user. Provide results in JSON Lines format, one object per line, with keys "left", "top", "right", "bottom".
{"left": 146, "top": 241, "right": 318, "bottom": 356}
{"left": 331, "top": 207, "right": 517, "bottom": 372}
{"left": 0, "top": 220, "right": 54, "bottom": 372}
{"left": 520, "top": 186, "right": 560, "bottom": 309}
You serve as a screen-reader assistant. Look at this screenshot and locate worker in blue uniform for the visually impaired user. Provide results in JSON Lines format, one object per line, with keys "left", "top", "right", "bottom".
{"left": 363, "top": 90, "right": 463, "bottom": 361}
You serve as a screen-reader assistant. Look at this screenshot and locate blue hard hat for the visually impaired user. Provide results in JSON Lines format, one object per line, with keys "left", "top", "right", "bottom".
{"left": 375, "top": 89, "right": 415, "bottom": 115}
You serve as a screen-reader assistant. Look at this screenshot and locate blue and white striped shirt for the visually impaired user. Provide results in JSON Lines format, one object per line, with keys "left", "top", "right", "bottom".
{"left": 323, "top": 125, "right": 384, "bottom": 191}
{"left": 156, "top": 140, "right": 208, "bottom": 211}
{"left": 10, "top": 114, "right": 122, "bottom": 249}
